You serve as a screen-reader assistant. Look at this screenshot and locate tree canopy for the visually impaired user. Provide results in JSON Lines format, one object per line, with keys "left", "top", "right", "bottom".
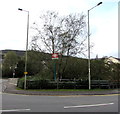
{"left": 31, "top": 11, "right": 87, "bottom": 57}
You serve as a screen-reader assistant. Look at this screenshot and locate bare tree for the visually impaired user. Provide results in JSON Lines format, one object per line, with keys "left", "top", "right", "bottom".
{"left": 31, "top": 11, "right": 87, "bottom": 79}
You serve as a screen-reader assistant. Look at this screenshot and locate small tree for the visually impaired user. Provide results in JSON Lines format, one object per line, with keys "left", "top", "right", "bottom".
{"left": 3, "top": 51, "right": 18, "bottom": 78}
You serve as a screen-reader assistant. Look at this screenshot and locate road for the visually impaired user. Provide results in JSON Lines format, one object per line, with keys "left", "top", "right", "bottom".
{"left": 2, "top": 93, "right": 119, "bottom": 112}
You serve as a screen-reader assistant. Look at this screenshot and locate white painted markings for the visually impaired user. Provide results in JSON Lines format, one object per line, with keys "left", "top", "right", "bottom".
{"left": 64, "top": 103, "right": 114, "bottom": 109}
{"left": 0, "top": 109, "right": 31, "bottom": 112}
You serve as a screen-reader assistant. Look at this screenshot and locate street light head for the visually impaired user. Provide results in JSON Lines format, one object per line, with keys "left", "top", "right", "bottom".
{"left": 97, "top": 2, "right": 102, "bottom": 6}
{"left": 18, "top": 8, "right": 29, "bottom": 13}
{"left": 18, "top": 8, "right": 23, "bottom": 11}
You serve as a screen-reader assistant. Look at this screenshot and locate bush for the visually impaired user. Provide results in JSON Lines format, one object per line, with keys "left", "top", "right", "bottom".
{"left": 17, "top": 78, "right": 77, "bottom": 89}
{"left": 57, "top": 82, "right": 76, "bottom": 89}
{"left": 76, "top": 80, "right": 89, "bottom": 89}
{"left": 17, "top": 76, "right": 36, "bottom": 89}
{"left": 17, "top": 77, "right": 112, "bottom": 89}
{"left": 48, "top": 81, "right": 57, "bottom": 89}
{"left": 19, "top": 79, "right": 49, "bottom": 89}
{"left": 17, "top": 78, "right": 24, "bottom": 89}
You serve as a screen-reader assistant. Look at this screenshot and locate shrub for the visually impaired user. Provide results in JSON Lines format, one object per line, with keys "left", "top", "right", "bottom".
{"left": 17, "top": 77, "right": 112, "bottom": 89}
{"left": 57, "top": 82, "right": 76, "bottom": 89}
{"left": 17, "top": 78, "right": 24, "bottom": 89}
{"left": 17, "top": 75, "right": 49, "bottom": 88}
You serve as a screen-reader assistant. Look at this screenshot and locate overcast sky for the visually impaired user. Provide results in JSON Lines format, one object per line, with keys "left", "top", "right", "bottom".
{"left": 0, "top": 0, "right": 119, "bottom": 58}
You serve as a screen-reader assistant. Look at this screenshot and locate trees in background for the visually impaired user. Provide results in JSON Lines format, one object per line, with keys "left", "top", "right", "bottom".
{"left": 15, "top": 59, "right": 24, "bottom": 78}
{"left": 2, "top": 50, "right": 120, "bottom": 83}
{"left": 62, "top": 57, "right": 88, "bottom": 80}
{"left": 106, "top": 62, "right": 120, "bottom": 82}
{"left": 2, "top": 51, "right": 18, "bottom": 78}
{"left": 2, "top": 50, "right": 49, "bottom": 78}
{"left": 27, "top": 50, "right": 43, "bottom": 75}
{"left": 91, "top": 58, "right": 110, "bottom": 80}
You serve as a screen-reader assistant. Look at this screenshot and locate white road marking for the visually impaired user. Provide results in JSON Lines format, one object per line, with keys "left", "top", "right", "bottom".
{"left": 0, "top": 109, "right": 31, "bottom": 112}
{"left": 64, "top": 102, "right": 114, "bottom": 109}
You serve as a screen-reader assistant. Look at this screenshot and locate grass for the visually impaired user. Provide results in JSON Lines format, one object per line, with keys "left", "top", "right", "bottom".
{"left": 16, "top": 87, "right": 114, "bottom": 92}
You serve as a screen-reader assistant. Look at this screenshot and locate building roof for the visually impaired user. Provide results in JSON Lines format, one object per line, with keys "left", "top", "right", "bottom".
{"left": 105, "top": 56, "right": 120, "bottom": 64}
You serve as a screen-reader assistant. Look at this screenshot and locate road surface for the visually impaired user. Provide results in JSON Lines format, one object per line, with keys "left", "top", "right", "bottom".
{"left": 2, "top": 93, "right": 119, "bottom": 112}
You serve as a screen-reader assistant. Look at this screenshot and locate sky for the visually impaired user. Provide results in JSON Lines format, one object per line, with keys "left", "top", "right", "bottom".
{"left": 0, "top": 0, "right": 119, "bottom": 58}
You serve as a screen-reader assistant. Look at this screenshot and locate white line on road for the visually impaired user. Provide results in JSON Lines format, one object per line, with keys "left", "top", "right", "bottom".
{"left": 0, "top": 109, "right": 31, "bottom": 112}
{"left": 64, "top": 102, "right": 114, "bottom": 109}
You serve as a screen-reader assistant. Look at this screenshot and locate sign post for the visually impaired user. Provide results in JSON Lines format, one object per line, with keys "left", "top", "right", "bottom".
{"left": 52, "top": 53, "right": 59, "bottom": 81}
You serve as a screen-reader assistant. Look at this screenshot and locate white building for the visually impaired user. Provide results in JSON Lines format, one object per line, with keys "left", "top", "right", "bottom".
{"left": 105, "top": 56, "right": 120, "bottom": 64}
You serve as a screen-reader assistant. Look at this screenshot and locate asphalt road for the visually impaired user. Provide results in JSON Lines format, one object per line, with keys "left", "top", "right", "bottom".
{"left": 2, "top": 93, "right": 119, "bottom": 112}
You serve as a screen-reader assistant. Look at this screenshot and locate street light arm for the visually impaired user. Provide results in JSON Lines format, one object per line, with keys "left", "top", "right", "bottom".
{"left": 88, "top": 2, "right": 102, "bottom": 11}
{"left": 18, "top": 8, "right": 29, "bottom": 13}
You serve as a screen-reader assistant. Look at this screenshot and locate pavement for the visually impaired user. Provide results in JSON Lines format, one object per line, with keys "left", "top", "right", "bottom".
{"left": 2, "top": 80, "right": 120, "bottom": 96}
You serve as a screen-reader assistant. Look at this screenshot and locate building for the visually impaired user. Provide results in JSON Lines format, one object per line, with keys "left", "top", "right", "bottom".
{"left": 105, "top": 56, "right": 120, "bottom": 64}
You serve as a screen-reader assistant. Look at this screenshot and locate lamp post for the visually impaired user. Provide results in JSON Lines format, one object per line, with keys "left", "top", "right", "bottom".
{"left": 88, "top": 2, "right": 102, "bottom": 90}
{"left": 18, "top": 8, "right": 29, "bottom": 89}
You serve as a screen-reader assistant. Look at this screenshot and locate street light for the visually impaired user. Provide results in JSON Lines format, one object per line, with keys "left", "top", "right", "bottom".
{"left": 88, "top": 2, "right": 102, "bottom": 90}
{"left": 18, "top": 8, "right": 29, "bottom": 89}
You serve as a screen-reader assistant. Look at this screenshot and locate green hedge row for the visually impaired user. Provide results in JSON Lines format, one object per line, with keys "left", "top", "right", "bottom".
{"left": 17, "top": 78, "right": 89, "bottom": 89}
{"left": 17, "top": 78, "right": 119, "bottom": 89}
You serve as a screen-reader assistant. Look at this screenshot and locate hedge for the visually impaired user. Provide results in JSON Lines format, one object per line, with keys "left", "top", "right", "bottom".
{"left": 17, "top": 78, "right": 119, "bottom": 89}
{"left": 17, "top": 79, "right": 88, "bottom": 89}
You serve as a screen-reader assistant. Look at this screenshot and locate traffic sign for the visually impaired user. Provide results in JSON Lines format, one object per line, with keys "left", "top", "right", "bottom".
{"left": 24, "top": 72, "right": 28, "bottom": 75}
{"left": 52, "top": 53, "right": 59, "bottom": 59}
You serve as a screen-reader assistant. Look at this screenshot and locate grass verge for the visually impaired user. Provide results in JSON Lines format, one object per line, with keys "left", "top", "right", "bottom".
{"left": 16, "top": 87, "right": 114, "bottom": 92}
